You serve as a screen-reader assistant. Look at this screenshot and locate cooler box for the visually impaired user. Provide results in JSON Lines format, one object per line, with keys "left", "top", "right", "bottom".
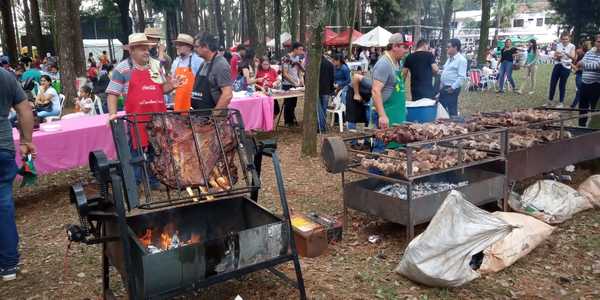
{"left": 407, "top": 98, "right": 437, "bottom": 123}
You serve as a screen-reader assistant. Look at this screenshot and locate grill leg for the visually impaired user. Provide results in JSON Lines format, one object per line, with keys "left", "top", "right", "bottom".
{"left": 102, "top": 244, "right": 117, "bottom": 300}
{"left": 406, "top": 184, "right": 415, "bottom": 241}
{"left": 292, "top": 253, "right": 307, "bottom": 300}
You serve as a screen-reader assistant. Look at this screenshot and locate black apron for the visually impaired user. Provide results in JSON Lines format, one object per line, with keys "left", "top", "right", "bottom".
{"left": 191, "top": 56, "right": 219, "bottom": 110}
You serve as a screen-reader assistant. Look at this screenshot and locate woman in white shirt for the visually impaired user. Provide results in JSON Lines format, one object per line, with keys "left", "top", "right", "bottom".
{"left": 34, "top": 75, "right": 61, "bottom": 118}
{"left": 547, "top": 32, "right": 576, "bottom": 107}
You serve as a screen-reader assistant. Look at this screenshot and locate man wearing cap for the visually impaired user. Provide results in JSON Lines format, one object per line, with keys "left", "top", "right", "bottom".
{"left": 106, "top": 33, "right": 182, "bottom": 190}
{"left": 372, "top": 33, "right": 410, "bottom": 131}
{"left": 144, "top": 27, "right": 173, "bottom": 74}
{"left": 439, "top": 38, "right": 467, "bottom": 117}
{"left": 170, "top": 34, "right": 204, "bottom": 111}
{"left": 191, "top": 33, "right": 233, "bottom": 110}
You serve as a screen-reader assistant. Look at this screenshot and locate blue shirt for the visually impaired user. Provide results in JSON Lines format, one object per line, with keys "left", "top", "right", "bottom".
{"left": 334, "top": 64, "right": 351, "bottom": 87}
{"left": 441, "top": 53, "right": 468, "bottom": 90}
{"left": 170, "top": 53, "right": 204, "bottom": 76}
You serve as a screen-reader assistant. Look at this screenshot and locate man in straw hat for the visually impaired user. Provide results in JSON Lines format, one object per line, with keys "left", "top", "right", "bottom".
{"left": 106, "top": 33, "right": 183, "bottom": 190}
{"left": 144, "top": 27, "right": 172, "bottom": 73}
{"left": 170, "top": 33, "right": 204, "bottom": 111}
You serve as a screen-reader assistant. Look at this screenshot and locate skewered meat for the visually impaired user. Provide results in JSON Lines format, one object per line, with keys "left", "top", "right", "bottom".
{"left": 471, "top": 109, "right": 561, "bottom": 127}
{"left": 360, "top": 146, "right": 488, "bottom": 178}
{"left": 148, "top": 114, "right": 238, "bottom": 189}
{"left": 374, "top": 121, "right": 483, "bottom": 144}
{"left": 459, "top": 128, "right": 572, "bottom": 151}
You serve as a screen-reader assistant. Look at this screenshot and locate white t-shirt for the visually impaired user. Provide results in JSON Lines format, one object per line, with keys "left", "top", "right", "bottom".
{"left": 79, "top": 97, "right": 94, "bottom": 115}
{"left": 555, "top": 42, "right": 575, "bottom": 69}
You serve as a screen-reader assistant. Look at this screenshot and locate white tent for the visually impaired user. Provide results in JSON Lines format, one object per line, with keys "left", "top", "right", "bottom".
{"left": 83, "top": 39, "right": 124, "bottom": 62}
{"left": 267, "top": 32, "right": 292, "bottom": 48}
{"left": 352, "top": 26, "right": 392, "bottom": 47}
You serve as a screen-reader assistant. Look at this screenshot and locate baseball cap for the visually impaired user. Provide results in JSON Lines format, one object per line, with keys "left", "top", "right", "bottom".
{"left": 388, "top": 33, "right": 410, "bottom": 46}
{"left": 0, "top": 56, "right": 9, "bottom": 64}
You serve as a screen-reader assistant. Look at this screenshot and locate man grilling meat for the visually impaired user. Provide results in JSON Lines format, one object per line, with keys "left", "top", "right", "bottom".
{"left": 191, "top": 33, "right": 233, "bottom": 110}
{"left": 106, "top": 33, "right": 183, "bottom": 190}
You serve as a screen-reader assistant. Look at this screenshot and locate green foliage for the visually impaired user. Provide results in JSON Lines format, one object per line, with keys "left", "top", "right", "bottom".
{"left": 549, "top": 0, "right": 600, "bottom": 40}
{"left": 371, "top": 0, "right": 415, "bottom": 27}
{"left": 147, "top": 0, "right": 180, "bottom": 12}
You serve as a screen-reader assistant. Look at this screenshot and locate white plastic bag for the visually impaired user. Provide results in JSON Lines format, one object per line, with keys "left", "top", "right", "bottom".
{"left": 509, "top": 180, "right": 593, "bottom": 224}
{"left": 578, "top": 175, "right": 600, "bottom": 207}
{"left": 436, "top": 102, "right": 449, "bottom": 120}
{"left": 479, "top": 212, "right": 554, "bottom": 273}
{"left": 395, "top": 191, "right": 514, "bottom": 287}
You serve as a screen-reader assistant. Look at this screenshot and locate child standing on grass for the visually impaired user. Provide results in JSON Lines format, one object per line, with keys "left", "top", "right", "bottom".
{"left": 519, "top": 39, "right": 539, "bottom": 95}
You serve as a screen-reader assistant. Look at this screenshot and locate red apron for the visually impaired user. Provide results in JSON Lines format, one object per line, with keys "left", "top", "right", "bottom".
{"left": 126, "top": 64, "right": 166, "bottom": 149}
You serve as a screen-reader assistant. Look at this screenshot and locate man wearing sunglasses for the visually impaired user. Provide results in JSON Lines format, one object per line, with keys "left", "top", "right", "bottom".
{"left": 439, "top": 39, "right": 468, "bottom": 117}
{"left": 191, "top": 33, "right": 233, "bottom": 110}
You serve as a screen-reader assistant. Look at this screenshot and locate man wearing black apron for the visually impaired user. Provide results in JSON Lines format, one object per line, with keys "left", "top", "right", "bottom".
{"left": 191, "top": 33, "right": 233, "bottom": 110}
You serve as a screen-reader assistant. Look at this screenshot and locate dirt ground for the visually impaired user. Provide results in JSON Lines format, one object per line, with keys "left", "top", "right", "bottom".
{"left": 2, "top": 127, "right": 600, "bottom": 300}
{"left": 2, "top": 64, "right": 600, "bottom": 299}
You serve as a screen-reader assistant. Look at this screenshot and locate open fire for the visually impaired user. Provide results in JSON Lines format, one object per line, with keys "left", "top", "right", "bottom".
{"left": 138, "top": 223, "right": 202, "bottom": 254}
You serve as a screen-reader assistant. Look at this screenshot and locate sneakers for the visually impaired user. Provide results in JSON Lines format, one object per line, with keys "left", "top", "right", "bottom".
{"left": 1, "top": 266, "right": 18, "bottom": 281}
{"left": 528, "top": 91, "right": 535, "bottom": 95}
{"left": 556, "top": 103, "right": 565, "bottom": 108}
{"left": 543, "top": 100, "right": 555, "bottom": 107}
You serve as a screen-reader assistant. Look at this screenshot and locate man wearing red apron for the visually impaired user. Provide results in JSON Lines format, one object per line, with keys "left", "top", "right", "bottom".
{"left": 106, "top": 33, "right": 182, "bottom": 189}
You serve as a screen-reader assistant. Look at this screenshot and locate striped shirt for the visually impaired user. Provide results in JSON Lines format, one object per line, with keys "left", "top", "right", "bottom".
{"left": 106, "top": 58, "right": 165, "bottom": 99}
{"left": 581, "top": 50, "right": 600, "bottom": 84}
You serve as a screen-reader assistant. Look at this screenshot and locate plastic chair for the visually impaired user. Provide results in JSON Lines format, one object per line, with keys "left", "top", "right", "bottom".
{"left": 465, "top": 69, "right": 482, "bottom": 92}
{"left": 327, "top": 89, "right": 346, "bottom": 133}
{"left": 45, "top": 94, "right": 65, "bottom": 122}
{"left": 93, "top": 95, "right": 104, "bottom": 115}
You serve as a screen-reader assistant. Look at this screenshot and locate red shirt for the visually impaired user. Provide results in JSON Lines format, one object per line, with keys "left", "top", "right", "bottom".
{"left": 256, "top": 67, "right": 278, "bottom": 88}
{"left": 230, "top": 53, "right": 241, "bottom": 80}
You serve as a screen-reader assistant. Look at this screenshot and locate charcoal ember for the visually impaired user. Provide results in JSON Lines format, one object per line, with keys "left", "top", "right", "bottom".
{"left": 377, "top": 181, "right": 469, "bottom": 199}
{"left": 148, "top": 114, "right": 238, "bottom": 189}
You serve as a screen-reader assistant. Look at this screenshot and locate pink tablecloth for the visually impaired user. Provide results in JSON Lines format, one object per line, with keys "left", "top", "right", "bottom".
{"left": 229, "top": 95, "right": 274, "bottom": 132}
{"left": 13, "top": 114, "right": 116, "bottom": 174}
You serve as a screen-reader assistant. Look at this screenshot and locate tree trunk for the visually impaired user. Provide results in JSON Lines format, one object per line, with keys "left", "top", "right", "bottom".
{"left": 492, "top": 0, "right": 502, "bottom": 48}
{"left": 223, "top": 0, "right": 233, "bottom": 47}
{"left": 255, "top": 0, "right": 266, "bottom": 56}
{"left": 182, "top": 0, "right": 198, "bottom": 35}
{"left": 477, "top": 0, "right": 491, "bottom": 65}
{"left": 165, "top": 9, "right": 178, "bottom": 58}
{"left": 0, "top": 0, "right": 18, "bottom": 64}
{"left": 440, "top": 0, "right": 453, "bottom": 64}
{"left": 29, "top": 0, "right": 42, "bottom": 57}
{"left": 71, "top": 3, "right": 85, "bottom": 75}
{"left": 414, "top": 0, "right": 422, "bottom": 42}
{"left": 301, "top": 0, "right": 325, "bottom": 157}
{"left": 213, "top": 0, "right": 225, "bottom": 47}
{"left": 55, "top": 0, "right": 84, "bottom": 108}
{"left": 116, "top": 0, "right": 132, "bottom": 45}
{"left": 21, "top": 0, "right": 33, "bottom": 56}
{"left": 273, "top": 0, "right": 281, "bottom": 57}
{"left": 135, "top": 0, "right": 145, "bottom": 32}
{"left": 298, "top": 0, "right": 305, "bottom": 44}
{"left": 347, "top": 0, "right": 357, "bottom": 60}
{"left": 246, "top": 0, "right": 257, "bottom": 46}
{"left": 290, "top": 0, "right": 297, "bottom": 41}
{"left": 240, "top": 0, "right": 247, "bottom": 43}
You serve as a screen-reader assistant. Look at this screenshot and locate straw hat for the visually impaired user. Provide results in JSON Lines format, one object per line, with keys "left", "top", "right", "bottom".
{"left": 127, "top": 33, "right": 154, "bottom": 48}
{"left": 144, "top": 27, "right": 163, "bottom": 39}
{"left": 173, "top": 34, "right": 194, "bottom": 46}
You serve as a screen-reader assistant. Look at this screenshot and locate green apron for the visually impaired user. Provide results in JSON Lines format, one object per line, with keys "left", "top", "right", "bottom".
{"left": 384, "top": 69, "right": 407, "bottom": 126}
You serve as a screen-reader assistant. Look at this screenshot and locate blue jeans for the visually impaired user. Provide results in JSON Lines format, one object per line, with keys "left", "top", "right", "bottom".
{"left": 498, "top": 61, "right": 516, "bottom": 92}
{"left": 36, "top": 107, "right": 60, "bottom": 118}
{"left": 439, "top": 87, "right": 460, "bottom": 117}
{"left": 549, "top": 64, "right": 570, "bottom": 103}
{"left": 0, "top": 150, "right": 19, "bottom": 269}
{"left": 572, "top": 72, "right": 582, "bottom": 108}
{"left": 130, "top": 145, "right": 161, "bottom": 189}
{"left": 317, "top": 95, "right": 330, "bottom": 133}
{"left": 370, "top": 110, "right": 385, "bottom": 153}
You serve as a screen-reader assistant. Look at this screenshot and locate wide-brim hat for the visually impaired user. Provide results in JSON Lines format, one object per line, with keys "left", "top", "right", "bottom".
{"left": 388, "top": 33, "right": 412, "bottom": 47}
{"left": 173, "top": 34, "right": 194, "bottom": 46}
{"left": 127, "top": 33, "right": 155, "bottom": 48}
{"left": 144, "top": 27, "right": 164, "bottom": 39}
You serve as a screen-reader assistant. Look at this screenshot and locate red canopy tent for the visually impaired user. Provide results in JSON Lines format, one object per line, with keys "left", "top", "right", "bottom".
{"left": 281, "top": 28, "right": 338, "bottom": 47}
{"left": 325, "top": 29, "right": 362, "bottom": 46}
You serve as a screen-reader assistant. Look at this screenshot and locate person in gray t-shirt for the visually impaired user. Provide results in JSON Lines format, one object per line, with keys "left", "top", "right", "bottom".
{"left": 191, "top": 33, "right": 233, "bottom": 110}
{"left": 372, "top": 54, "right": 399, "bottom": 103}
{"left": 0, "top": 67, "right": 35, "bottom": 279}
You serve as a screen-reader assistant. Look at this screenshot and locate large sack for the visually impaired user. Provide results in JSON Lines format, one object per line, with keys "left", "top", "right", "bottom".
{"left": 578, "top": 175, "right": 600, "bottom": 207}
{"left": 479, "top": 212, "right": 554, "bottom": 273}
{"left": 395, "top": 191, "right": 514, "bottom": 287}
{"left": 509, "top": 180, "right": 593, "bottom": 224}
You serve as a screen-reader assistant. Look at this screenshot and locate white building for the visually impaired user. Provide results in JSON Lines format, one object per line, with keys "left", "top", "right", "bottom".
{"left": 453, "top": 2, "right": 561, "bottom": 49}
